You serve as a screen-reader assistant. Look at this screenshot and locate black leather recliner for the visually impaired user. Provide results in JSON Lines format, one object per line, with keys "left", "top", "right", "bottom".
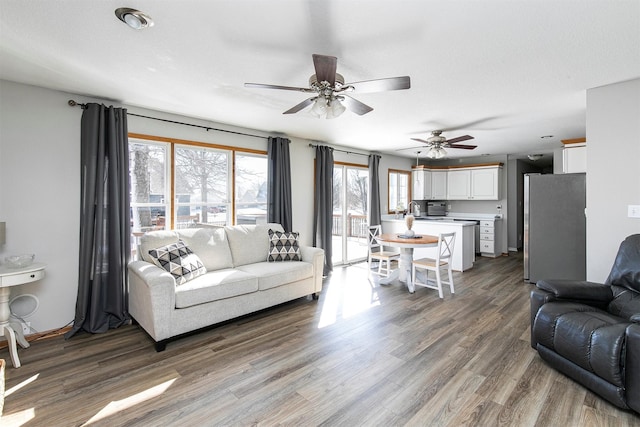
{"left": 530, "top": 234, "right": 640, "bottom": 414}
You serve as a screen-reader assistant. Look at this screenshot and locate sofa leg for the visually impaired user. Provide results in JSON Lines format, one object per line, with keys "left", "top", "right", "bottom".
{"left": 154, "top": 340, "right": 168, "bottom": 352}
{"left": 312, "top": 292, "right": 320, "bottom": 300}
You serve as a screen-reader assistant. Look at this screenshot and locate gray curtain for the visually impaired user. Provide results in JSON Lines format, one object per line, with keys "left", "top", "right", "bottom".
{"left": 313, "top": 145, "right": 334, "bottom": 275}
{"left": 66, "top": 103, "right": 131, "bottom": 338}
{"left": 267, "top": 136, "right": 293, "bottom": 231}
{"left": 368, "top": 154, "right": 382, "bottom": 226}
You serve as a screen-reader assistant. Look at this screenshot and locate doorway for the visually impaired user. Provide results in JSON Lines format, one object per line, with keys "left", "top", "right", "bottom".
{"left": 332, "top": 163, "right": 369, "bottom": 266}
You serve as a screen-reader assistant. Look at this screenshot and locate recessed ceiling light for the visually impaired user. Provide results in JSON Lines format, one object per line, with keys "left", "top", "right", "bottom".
{"left": 115, "top": 8, "right": 154, "bottom": 30}
{"left": 528, "top": 154, "right": 544, "bottom": 161}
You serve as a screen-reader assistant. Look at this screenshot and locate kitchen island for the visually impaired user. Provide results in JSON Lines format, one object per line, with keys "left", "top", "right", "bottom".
{"left": 381, "top": 217, "right": 476, "bottom": 271}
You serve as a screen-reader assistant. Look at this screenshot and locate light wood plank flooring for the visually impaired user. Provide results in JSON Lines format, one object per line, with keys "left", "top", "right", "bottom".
{"left": 2, "top": 253, "right": 639, "bottom": 426}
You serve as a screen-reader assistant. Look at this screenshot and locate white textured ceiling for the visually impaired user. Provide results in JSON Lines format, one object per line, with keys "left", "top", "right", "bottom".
{"left": 1, "top": 0, "right": 639, "bottom": 160}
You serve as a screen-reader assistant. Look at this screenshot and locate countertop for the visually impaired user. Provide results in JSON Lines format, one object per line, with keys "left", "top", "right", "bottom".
{"left": 382, "top": 218, "right": 478, "bottom": 226}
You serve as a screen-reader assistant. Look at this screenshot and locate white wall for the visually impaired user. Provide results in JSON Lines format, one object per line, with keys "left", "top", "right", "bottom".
{"left": 0, "top": 79, "right": 412, "bottom": 332}
{"left": 586, "top": 78, "right": 640, "bottom": 282}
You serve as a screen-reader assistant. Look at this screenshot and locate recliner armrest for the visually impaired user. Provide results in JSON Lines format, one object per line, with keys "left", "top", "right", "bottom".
{"left": 626, "top": 324, "right": 640, "bottom": 413}
{"left": 536, "top": 279, "right": 613, "bottom": 302}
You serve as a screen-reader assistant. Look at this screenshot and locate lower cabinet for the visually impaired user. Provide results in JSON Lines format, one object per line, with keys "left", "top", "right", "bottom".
{"left": 479, "top": 219, "right": 502, "bottom": 257}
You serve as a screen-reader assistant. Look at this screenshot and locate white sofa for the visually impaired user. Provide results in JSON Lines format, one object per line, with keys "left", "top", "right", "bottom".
{"left": 128, "top": 223, "right": 324, "bottom": 351}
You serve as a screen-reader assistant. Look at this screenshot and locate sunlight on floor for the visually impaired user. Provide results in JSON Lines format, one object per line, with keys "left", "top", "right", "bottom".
{"left": 82, "top": 378, "right": 177, "bottom": 426}
{"left": 1, "top": 374, "right": 40, "bottom": 426}
{"left": 4, "top": 373, "right": 39, "bottom": 397}
{"left": 318, "top": 264, "right": 381, "bottom": 328}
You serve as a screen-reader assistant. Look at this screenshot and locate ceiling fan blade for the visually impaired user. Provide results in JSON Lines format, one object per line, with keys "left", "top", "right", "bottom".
{"left": 340, "top": 95, "right": 373, "bottom": 115}
{"left": 244, "top": 83, "right": 314, "bottom": 93}
{"left": 347, "top": 76, "right": 411, "bottom": 93}
{"left": 448, "top": 143, "right": 477, "bottom": 150}
{"left": 283, "top": 98, "right": 315, "bottom": 114}
{"left": 445, "top": 135, "right": 474, "bottom": 144}
{"left": 312, "top": 54, "right": 337, "bottom": 86}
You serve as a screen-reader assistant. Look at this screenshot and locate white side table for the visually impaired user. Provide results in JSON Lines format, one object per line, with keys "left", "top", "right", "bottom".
{"left": 0, "top": 262, "right": 46, "bottom": 368}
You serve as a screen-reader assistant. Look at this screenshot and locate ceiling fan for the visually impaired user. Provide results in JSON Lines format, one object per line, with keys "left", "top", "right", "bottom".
{"left": 411, "top": 130, "right": 477, "bottom": 159}
{"left": 244, "top": 54, "right": 411, "bottom": 119}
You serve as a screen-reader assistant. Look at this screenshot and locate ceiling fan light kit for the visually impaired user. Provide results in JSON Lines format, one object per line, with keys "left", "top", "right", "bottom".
{"left": 245, "top": 54, "right": 410, "bottom": 118}
{"left": 410, "top": 130, "right": 478, "bottom": 159}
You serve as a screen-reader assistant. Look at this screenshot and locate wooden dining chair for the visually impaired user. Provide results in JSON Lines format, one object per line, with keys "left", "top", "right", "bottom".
{"left": 411, "top": 232, "right": 456, "bottom": 298}
{"left": 367, "top": 225, "right": 400, "bottom": 277}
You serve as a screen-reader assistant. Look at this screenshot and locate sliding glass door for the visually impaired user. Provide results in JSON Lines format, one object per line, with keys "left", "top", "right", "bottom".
{"left": 332, "top": 163, "right": 369, "bottom": 266}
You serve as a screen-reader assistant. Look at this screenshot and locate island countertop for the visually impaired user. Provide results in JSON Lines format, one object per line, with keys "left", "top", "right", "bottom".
{"left": 381, "top": 218, "right": 476, "bottom": 271}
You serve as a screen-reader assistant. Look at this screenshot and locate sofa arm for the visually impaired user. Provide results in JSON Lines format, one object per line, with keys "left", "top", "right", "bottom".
{"left": 300, "top": 245, "right": 325, "bottom": 293}
{"left": 536, "top": 279, "right": 612, "bottom": 305}
{"left": 127, "top": 260, "right": 177, "bottom": 341}
{"left": 626, "top": 323, "right": 640, "bottom": 414}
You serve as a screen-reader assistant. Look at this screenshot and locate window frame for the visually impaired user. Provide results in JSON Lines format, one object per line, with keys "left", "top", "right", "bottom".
{"left": 387, "top": 168, "right": 411, "bottom": 214}
{"left": 128, "top": 133, "right": 267, "bottom": 230}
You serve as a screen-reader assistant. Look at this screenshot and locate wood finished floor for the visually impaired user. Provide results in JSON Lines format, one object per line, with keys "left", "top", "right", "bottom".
{"left": 2, "top": 253, "right": 639, "bottom": 426}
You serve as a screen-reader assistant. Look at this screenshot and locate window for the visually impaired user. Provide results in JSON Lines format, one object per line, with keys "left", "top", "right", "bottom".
{"left": 235, "top": 153, "right": 268, "bottom": 225}
{"left": 174, "top": 144, "right": 231, "bottom": 228}
{"left": 388, "top": 169, "right": 410, "bottom": 214}
{"left": 130, "top": 141, "right": 170, "bottom": 233}
{"left": 128, "top": 135, "right": 267, "bottom": 236}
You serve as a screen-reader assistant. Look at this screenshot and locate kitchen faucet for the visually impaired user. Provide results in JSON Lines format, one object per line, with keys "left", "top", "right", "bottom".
{"left": 410, "top": 201, "right": 420, "bottom": 217}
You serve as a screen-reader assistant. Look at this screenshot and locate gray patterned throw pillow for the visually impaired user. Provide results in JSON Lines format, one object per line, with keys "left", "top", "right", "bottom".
{"left": 267, "top": 229, "right": 301, "bottom": 262}
{"left": 148, "top": 240, "right": 207, "bottom": 285}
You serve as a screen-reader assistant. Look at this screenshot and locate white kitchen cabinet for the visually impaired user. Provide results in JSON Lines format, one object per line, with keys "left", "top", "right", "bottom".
{"left": 478, "top": 219, "right": 503, "bottom": 257}
{"left": 412, "top": 170, "right": 432, "bottom": 200}
{"left": 563, "top": 145, "right": 586, "bottom": 173}
{"left": 470, "top": 168, "right": 500, "bottom": 200}
{"left": 431, "top": 171, "right": 448, "bottom": 199}
{"left": 446, "top": 170, "right": 471, "bottom": 199}
{"left": 446, "top": 166, "right": 501, "bottom": 200}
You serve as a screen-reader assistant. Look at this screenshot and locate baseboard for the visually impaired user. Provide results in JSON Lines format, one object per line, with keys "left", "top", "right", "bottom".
{"left": 0, "top": 325, "right": 72, "bottom": 349}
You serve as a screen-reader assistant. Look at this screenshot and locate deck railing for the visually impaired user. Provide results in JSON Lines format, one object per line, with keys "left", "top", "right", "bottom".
{"left": 332, "top": 214, "right": 368, "bottom": 238}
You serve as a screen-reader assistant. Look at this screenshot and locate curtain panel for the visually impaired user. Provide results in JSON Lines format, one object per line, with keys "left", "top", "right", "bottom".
{"left": 267, "top": 136, "right": 293, "bottom": 231}
{"left": 368, "top": 154, "right": 382, "bottom": 226}
{"left": 313, "top": 145, "right": 334, "bottom": 276}
{"left": 66, "top": 103, "right": 131, "bottom": 338}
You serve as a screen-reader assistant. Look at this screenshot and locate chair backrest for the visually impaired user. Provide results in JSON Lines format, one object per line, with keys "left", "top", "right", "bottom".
{"left": 437, "top": 232, "right": 456, "bottom": 263}
{"left": 368, "top": 225, "right": 382, "bottom": 254}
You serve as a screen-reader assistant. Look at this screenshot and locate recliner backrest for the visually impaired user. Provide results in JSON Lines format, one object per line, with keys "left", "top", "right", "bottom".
{"left": 605, "top": 234, "right": 640, "bottom": 293}
{"left": 605, "top": 234, "right": 640, "bottom": 319}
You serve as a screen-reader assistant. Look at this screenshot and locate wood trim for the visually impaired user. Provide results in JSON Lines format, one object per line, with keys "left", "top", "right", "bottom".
{"left": 0, "top": 325, "right": 72, "bottom": 349}
{"left": 334, "top": 160, "right": 367, "bottom": 168}
{"left": 128, "top": 132, "right": 267, "bottom": 155}
{"left": 561, "top": 137, "right": 586, "bottom": 145}
{"left": 411, "top": 162, "right": 503, "bottom": 170}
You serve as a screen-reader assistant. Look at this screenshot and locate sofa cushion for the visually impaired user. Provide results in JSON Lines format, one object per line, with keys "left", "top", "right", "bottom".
{"left": 174, "top": 269, "right": 258, "bottom": 308}
{"left": 148, "top": 240, "right": 207, "bottom": 285}
{"left": 139, "top": 230, "right": 179, "bottom": 264}
{"left": 268, "top": 229, "right": 301, "bottom": 261}
{"left": 177, "top": 228, "right": 233, "bottom": 271}
{"left": 236, "top": 261, "right": 313, "bottom": 291}
{"left": 225, "top": 223, "right": 284, "bottom": 266}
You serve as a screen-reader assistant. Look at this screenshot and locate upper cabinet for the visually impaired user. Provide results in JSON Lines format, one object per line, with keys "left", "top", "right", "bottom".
{"left": 562, "top": 138, "right": 586, "bottom": 174}
{"left": 446, "top": 170, "right": 471, "bottom": 199}
{"left": 412, "top": 169, "right": 432, "bottom": 200}
{"left": 431, "top": 170, "right": 448, "bottom": 199}
{"left": 413, "top": 163, "right": 502, "bottom": 201}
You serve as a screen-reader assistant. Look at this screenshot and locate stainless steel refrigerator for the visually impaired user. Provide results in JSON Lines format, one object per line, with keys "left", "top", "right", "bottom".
{"left": 524, "top": 173, "right": 586, "bottom": 283}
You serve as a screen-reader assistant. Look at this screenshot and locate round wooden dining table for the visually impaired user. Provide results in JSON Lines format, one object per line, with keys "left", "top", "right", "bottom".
{"left": 375, "top": 233, "right": 439, "bottom": 293}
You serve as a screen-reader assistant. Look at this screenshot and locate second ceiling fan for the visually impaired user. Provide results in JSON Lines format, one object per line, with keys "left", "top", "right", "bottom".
{"left": 245, "top": 54, "right": 411, "bottom": 119}
{"left": 411, "top": 130, "right": 477, "bottom": 159}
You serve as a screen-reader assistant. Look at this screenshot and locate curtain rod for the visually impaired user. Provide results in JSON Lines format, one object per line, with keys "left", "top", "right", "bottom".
{"left": 308, "top": 143, "right": 371, "bottom": 157}
{"left": 68, "top": 100, "right": 266, "bottom": 139}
